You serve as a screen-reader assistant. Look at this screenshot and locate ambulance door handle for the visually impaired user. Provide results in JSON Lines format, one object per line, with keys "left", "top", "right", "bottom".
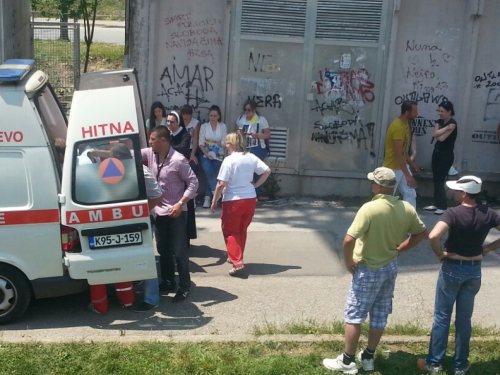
{"left": 58, "top": 194, "right": 66, "bottom": 204}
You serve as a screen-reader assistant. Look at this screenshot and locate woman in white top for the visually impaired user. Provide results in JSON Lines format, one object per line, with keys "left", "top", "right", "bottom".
{"left": 198, "top": 105, "right": 228, "bottom": 208}
{"left": 145, "top": 101, "right": 167, "bottom": 138}
{"left": 235, "top": 100, "right": 270, "bottom": 198}
{"left": 211, "top": 132, "right": 271, "bottom": 276}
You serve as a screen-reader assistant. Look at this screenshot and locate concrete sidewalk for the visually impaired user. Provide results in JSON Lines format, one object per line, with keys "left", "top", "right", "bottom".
{"left": 1, "top": 199, "right": 499, "bottom": 342}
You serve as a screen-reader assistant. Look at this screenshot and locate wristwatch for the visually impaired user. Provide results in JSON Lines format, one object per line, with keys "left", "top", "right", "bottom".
{"left": 177, "top": 200, "right": 186, "bottom": 208}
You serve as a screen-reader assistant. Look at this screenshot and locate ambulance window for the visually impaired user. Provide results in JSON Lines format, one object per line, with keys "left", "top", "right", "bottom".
{"left": 0, "top": 152, "right": 29, "bottom": 208}
{"left": 35, "top": 84, "right": 68, "bottom": 142}
{"left": 72, "top": 136, "right": 145, "bottom": 205}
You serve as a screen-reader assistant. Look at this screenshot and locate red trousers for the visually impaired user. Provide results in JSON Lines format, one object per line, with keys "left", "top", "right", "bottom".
{"left": 90, "top": 282, "right": 134, "bottom": 314}
{"left": 221, "top": 198, "right": 256, "bottom": 266}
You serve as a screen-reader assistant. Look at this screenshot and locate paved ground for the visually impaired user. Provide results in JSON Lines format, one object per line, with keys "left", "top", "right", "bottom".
{"left": 1, "top": 198, "right": 499, "bottom": 342}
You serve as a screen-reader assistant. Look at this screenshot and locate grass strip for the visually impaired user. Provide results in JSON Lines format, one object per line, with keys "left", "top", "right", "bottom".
{"left": 252, "top": 318, "right": 500, "bottom": 338}
{"left": 0, "top": 340, "right": 498, "bottom": 374}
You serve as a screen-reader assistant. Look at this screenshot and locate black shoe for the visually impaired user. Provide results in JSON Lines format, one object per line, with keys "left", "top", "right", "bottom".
{"left": 159, "top": 281, "right": 177, "bottom": 293}
{"left": 172, "top": 290, "right": 189, "bottom": 303}
{"left": 133, "top": 302, "right": 158, "bottom": 313}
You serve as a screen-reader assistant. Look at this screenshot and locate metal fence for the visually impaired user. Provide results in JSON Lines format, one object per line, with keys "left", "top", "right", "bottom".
{"left": 31, "top": 21, "right": 80, "bottom": 115}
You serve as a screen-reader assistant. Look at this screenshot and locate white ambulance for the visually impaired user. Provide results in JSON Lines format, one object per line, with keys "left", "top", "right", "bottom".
{"left": 0, "top": 59, "right": 157, "bottom": 324}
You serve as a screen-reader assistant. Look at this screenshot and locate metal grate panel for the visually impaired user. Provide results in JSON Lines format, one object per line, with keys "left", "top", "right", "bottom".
{"left": 316, "top": 0, "right": 383, "bottom": 42}
{"left": 241, "top": 0, "right": 307, "bottom": 37}
{"left": 268, "top": 127, "right": 289, "bottom": 161}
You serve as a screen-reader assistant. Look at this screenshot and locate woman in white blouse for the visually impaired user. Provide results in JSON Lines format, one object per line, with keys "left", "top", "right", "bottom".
{"left": 211, "top": 132, "right": 271, "bottom": 276}
{"left": 198, "top": 105, "right": 227, "bottom": 208}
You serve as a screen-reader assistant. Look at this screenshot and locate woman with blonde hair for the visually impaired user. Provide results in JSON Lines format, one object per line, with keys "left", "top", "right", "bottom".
{"left": 211, "top": 132, "right": 271, "bottom": 276}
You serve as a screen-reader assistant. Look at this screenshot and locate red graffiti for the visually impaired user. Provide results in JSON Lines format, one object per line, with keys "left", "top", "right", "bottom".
{"left": 315, "top": 69, "right": 375, "bottom": 103}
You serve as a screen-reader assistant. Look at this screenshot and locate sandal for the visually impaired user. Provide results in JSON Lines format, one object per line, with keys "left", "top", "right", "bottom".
{"left": 229, "top": 265, "right": 245, "bottom": 276}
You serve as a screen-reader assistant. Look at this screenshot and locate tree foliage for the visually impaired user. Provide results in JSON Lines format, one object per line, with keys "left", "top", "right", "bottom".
{"left": 31, "top": 0, "right": 99, "bottom": 73}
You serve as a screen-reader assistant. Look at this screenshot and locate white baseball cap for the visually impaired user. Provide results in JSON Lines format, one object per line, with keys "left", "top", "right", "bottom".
{"left": 446, "top": 175, "right": 482, "bottom": 194}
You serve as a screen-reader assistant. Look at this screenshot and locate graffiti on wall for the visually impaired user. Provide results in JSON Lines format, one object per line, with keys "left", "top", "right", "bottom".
{"left": 392, "top": 38, "right": 458, "bottom": 148}
{"left": 315, "top": 68, "right": 375, "bottom": 104}
{"left": 237, "top": 72, "right": 286, "bottom": 110}
{"left": 156, "top": 6, "right": 227, "bottom": 123}
{"left": 404, "top": 39, "right": 454, "bottom": 95}
{"left": 164, "top": 13, "right": 223, "bottom": 61}
{"left": 474, "top": 71, "right": 500, "bottom": 89}
{"left": 248, "top": 52, "right": 281, "bottom": 73}
{"left": 310, "top": 97, "right": 376, "bottom": 152}
{"left": 158, "top": 57, "right": 214, "bottom": 114}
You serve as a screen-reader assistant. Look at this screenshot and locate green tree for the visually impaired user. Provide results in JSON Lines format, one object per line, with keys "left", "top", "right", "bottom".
{"left": 31, "top": 0, "right": 99, "bottom": 73}
{"left": 31, "top": 0, "right": 79, "bottom": 41}
{"left": 80, "top": 0, "right": 98, "bottom": 73}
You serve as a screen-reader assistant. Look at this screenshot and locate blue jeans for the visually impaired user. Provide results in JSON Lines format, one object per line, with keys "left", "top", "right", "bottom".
{"left": 143, "top": 217, "right": 159, "bottom": 306}
{"left": 200, "top": 156, "right": 222, "bottom": 197}
{"left": 249, "top": 146, "right": 268, "bottom": 196}
{"left": 143, "top": 278, "right": 159, "bottom": 305}
{"left": 426, "top": 262, "right": 481, "bottom": 372}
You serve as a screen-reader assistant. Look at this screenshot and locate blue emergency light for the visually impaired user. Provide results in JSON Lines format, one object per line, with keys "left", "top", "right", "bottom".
{"left": 0, "top": 59, "right": 36, "bottom": 82}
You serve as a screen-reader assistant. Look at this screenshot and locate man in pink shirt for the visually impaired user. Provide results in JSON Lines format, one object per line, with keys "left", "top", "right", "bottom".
{"left": 142, "top": 126, "right": 198, "bottom": 303}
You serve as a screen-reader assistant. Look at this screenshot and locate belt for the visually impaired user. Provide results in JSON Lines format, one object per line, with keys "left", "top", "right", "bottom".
{"left": 444, "top": 258, "right": 481, "bottom": 266}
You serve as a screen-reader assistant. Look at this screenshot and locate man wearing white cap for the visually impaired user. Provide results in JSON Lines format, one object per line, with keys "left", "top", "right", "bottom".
{"left": 323, "top": 167, "right": 427, "bottom": 374}
{"left": 418, "top": 176, "right": 500, "bottom": 375}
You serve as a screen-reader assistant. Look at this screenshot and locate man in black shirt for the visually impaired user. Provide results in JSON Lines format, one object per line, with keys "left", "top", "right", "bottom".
{"left": 418, "top": 176, "right": 500, "bottom": 375}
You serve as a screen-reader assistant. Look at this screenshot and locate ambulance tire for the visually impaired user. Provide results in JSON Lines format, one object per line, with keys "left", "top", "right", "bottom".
{"left": 0, "top": 264, "right": 32, "bottom": 325}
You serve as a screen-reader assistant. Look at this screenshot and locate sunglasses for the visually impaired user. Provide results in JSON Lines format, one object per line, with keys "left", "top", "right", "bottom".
{"left": 244, "top": 107, "right": 253, "bottom": 112}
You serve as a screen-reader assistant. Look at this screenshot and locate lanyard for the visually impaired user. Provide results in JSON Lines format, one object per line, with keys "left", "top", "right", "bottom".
{"left": 155, "top": 153, "right": 167, "bottom": 182}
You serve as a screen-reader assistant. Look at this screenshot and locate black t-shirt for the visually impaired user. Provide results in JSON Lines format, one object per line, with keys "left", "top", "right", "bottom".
{"left": 441, "top": 205, "right": 500, "bottom": 256}
{"left": 434, "top": 118, "right": 457, "bottom": 152}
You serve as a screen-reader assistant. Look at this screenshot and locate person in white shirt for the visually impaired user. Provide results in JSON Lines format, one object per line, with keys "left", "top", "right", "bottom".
{"left": 198, "top": 105, "right": 227, "bottom": 208}
{"left": 211, "top": 132, "right": 271, "bottom": 276}
{"left": 235, "top": 100, "right": 270, "bottom": 198}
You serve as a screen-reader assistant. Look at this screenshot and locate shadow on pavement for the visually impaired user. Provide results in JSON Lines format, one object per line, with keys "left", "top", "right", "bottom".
{"left": 3, "top": 282, "right": 237, "bottom": 332}
{"left": 189, "top": 245, "right": 227, "bottom": 273}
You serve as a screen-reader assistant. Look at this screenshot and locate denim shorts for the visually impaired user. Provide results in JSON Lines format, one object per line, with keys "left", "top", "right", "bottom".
{"left": 345, "top": 260, "right": 398, "bottom": 329}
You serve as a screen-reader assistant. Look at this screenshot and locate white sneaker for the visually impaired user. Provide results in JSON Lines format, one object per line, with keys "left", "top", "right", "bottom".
{"left": 424, "top": 205, "right": 438, "bottom": 211}
{"left": 448, "top": 166, "right": 459, "bottom": 176}
{"left": 323, "top": 354, "right": 358, "bottom": 374}
{"left": 358, "top": 351, "right": 375, "bottom": 372}
{"left": 203, "top": 196, "right": 211, "bottom": 208}
{"left": 434, "top": 209, "right": 444, "bottom": 215}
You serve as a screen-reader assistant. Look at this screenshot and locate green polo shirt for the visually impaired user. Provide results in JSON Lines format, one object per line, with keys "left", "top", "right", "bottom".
{"left": 347, "top": 194, "right": 426, "bottom": 269}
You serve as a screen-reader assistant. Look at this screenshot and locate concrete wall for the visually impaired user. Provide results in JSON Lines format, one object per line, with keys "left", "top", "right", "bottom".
{"left": 128, "top": 0, "right": 500, "bottom": 198}
{"left": 0, "top": 0, "right": 32, "bottom": 62}
{"left": 127, "top": 0, "right": 231, "bottom": 124}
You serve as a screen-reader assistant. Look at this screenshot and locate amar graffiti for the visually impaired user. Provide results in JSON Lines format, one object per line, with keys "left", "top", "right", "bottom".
{"left": 158, "top": 59, "right": 214, "bottom": 113}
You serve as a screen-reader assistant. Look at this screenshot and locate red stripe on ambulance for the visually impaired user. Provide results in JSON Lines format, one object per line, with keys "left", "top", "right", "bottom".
{"left": 0, "top": 209, "right": 59, "bottom": 225}
{"left": 66, "top": 204, "right": 148, "bottom": 224}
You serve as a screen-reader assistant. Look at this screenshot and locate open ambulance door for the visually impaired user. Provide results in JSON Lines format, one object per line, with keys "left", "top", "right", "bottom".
{"left": 60, "top": 85, "right": 156, "bottom": 285}
{"left": 78, "top": 69, "right": 148, "bottom": 148}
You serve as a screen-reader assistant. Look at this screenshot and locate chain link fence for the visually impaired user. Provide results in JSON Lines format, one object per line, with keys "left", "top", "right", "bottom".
{"left": 31, "top": 20, "right": 80, "bottom": 115}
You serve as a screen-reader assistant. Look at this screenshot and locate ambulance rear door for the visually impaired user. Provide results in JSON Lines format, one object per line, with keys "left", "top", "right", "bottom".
{"left": 78, "top": 69, "right": 148, "bottom": 148}
{"left": 60, "top": 85, "right": 156, "bottom": 285}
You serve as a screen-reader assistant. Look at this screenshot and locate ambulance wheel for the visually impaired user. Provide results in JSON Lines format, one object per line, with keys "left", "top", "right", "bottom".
{"left": 0, "top": 264, "right": 32, "bottom": 325}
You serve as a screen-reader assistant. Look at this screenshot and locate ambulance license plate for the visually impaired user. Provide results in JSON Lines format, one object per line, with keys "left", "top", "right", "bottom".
{"left": 89, "top": 232, "right": 142, "bottom": 249}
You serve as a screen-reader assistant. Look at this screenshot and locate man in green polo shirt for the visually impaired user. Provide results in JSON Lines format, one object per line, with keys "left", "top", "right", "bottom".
{"left": 323, "top": 167, "right": 427, "bottom": 374}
